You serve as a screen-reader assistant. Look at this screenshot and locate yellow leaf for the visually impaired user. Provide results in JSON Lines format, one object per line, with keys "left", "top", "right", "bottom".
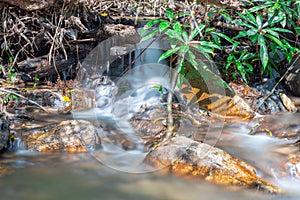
{"left": 62, "top": 95, "right": 71, "bottom": 102}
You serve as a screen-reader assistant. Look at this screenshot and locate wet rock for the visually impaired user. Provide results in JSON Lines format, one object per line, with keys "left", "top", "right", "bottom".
{"left": 0, "top": 112, "right": 10, "bottom": 151}
{"left": 182, "top": 60, "right": 257, "bottom": 118}
{"left": 279, "top": 93, "right": 298, "bottom": 112}
{"left": 4, "top": 88, "right": 71, "bottom": 115}
{"left": 22, "top": 120, "right": 101, "bottom": 152}
{"left": 104, "top": 24, "right": 139, "bottom": 39}
{"left": 285, "top": 59, "right": 300, "bottom": 97}
{"left": 71, "top": 89, "right": 96, "bottom": 111}
{"left": 284, "top": 155, "right": 300, "bottom": 180}
{"left": 252, "top": 112, "right": 300, "bottom": 140}
{"left": 144, "top": 136, "right": 283, "bottom": 194}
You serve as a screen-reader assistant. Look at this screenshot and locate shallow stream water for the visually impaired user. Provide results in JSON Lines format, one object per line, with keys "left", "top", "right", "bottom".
{"left": 1, "top": 31, "right": 300, "bottom": 199}
{"left": 1, "top": 113, "right": 300, "bottom": 200}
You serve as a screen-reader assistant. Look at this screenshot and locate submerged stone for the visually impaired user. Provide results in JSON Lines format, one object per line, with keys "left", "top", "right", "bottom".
{"left": 144, "top": 136, "right": 283, "bottom": 194}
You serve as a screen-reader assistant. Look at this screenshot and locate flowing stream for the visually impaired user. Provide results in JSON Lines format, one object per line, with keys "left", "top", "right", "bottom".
{"left": 1, "top": 33, "right": 300, "bottom": 199}
{"left": 1, "top": 114, "right": 300, "bottom": 200}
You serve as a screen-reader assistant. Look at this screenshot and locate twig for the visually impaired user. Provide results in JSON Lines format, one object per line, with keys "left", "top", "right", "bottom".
{"left": 254, "top": 54, "right": 300, "bottom": 112}
{"left": 0, "top": 88, "right": 49, "bottom": 113}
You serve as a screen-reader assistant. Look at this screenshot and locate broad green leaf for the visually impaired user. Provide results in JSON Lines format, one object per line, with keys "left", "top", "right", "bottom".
{"left": 245, "top": 11, "right": 257, "bottom": 26}
{"left": 232, "top": 42, "right": 240, "bottom": 51}
{"left": 192, "top": 45, "right": 213, "bottom": 54}
{"left": 200, "top": 41, "right": 221, "bottom": 50}
{"left": 159, "top": 21, "right": 171, "bottom": 33}
{"left": 232, "top": 20, "right": 255, "bottom": 29}
{"left": 165, "top": 29, "right": 184, "bottom": 42}
{"left": 256, "top": 14, "right": 263, "bottom": 29}
{"left": 178, "top": 59, "right": 185, "bottom": 75}
{"left": 211, "top": 34, "right": 221, "bottom": 46}
{"left": 236, "top": 12, "right": 248, "bottom": 21}
{"left": 146, "top": 19, "right": 161, "bottom": 28}
{"left": 233, "top": 31, "right": 249, "bottom": 39}
{"left": 295, "top": 26, "right": 300, "bottom": 35}
{"left": 267, "top": 6, "right": 275, "bottom": 20}
{"left": 177, "top": 11, "right": 191, "bottom": 18}
{"left": 264, "top": 33, "right": 283, "bottom": 46}
{"left": 158, "top": 47, "right": 180, "bottom": 63}
{"left": 189, "top": 24, "right": 205, "bottom": 40}
{"left": 173, "top": 21, "right": 182, "bottom": 34}
{"left": 249, "top": 4, "right": 270, "bottom": 12}
{"left": 211, "top": 32, "right": 233, "bottom": 44}
{"left": 268, "top": 27, "right": 293, "bottom": 34}
{"left": 279, "top": 11, "right": 287, "bottom": 28}
{"left": 227, "top": 54, "right": 234, "bottom": 62}
{"left": 241, "top": 52, "right": 255, "bottom": 60}
{"left": 188, "top": 51, "right": 197, "bottom": 67}
{"left": 142, "top": 19, "right": 161, "bottom": 34}
{"left": 243, "top": 63, "right": 253, "bottom": 72}
{"left": 177, "top": 59, "right": 185, "bottom": 88}
{"left": 141, "top": 29, "right": 159, "bottom": 42}
{"left": 166, "top": 9, "right": 173, "bottom": 21}
{"left": 265, "top": 16, "right": 283, "bottom": 27}
{"left": 182, "top": 31, "right": 189, "bottom": 42}
{"left": 236, "top": 62, "right": 243, "bottom": 72}
{"left": 179, "top": 45, "right": 189, "bottom": 55}
{"left": 258, "top": 35, "right": 268, "bottom": 72}
{"left": 177, "top": 73, "right": 184, "bottom": 88}
{"left": 221, "top": 13, "right": 233, "bottom": 21}
{"left": 250, "top": 34, "right": 258, "bottom": 43}
{"left": 225, "top": 62, "right": 232, "bottom": 70}
{"left": 246, "top": 29, "right": 257, "bottom": 36}
{"left": 265, "top": 29, "right": 280, "bottom": 38}
{"left": 205, "top": 27, "right": 215, "bottom": 32}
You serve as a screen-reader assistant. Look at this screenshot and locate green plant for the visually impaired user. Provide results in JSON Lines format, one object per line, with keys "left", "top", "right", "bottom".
{"left": 3, "top": 93, "right": 19, "bottom": 104}
{"left": 141, "top": 9, "right": 221, "bottom": 87}
{"left": 232, "top": 11, "right": 294, "bottom": 75}
{"left": 7, "top": 67, "right": 16, "bottom": 84}
{"left": 225, "top": 51, "right": 256, "bottom": 83}
{"left": 249, "top": 0, "right": 299, "bottom": 28}
{"left": 141, "top": 9, "right": 224, "bottom": 141}
{"left": 1, "top": 53, "right": 17, "bottom": 84}
{"left": 32, "top": 74, "right": 39, "bottom": 88}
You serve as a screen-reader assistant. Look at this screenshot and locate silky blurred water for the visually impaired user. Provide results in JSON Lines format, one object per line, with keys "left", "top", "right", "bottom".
{"left": 0, "top": 151, "right": 297, "bottom": 200}
{"left": 1, "top": 112, "right": 300, "bottom": 200}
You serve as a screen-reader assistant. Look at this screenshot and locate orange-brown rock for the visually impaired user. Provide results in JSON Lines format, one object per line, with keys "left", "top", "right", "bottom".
{"left": 22, "top": 120, "right": 101, "bottom": 152}
{"left": 144, "top": 136, "right": 283, "bottom": 194}
{"left": 181, "top": 60, "right": 256, "bottom": 118}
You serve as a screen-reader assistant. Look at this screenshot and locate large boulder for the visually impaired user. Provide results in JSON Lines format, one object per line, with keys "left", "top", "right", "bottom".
{"left": 144, "top": 136, "right": 283, "bottom": 194}
{"left": 22, "top": 120, "right": 101, "bottom": 152}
